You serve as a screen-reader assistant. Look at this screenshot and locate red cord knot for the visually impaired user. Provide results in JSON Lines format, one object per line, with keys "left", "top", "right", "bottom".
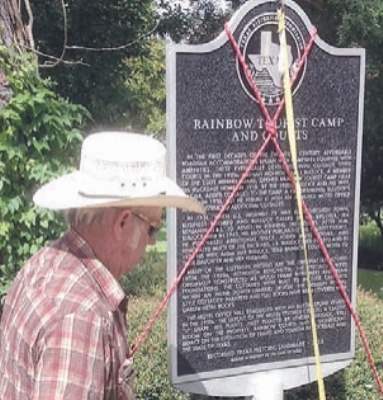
{"left": 265, "top": 120, "right": 277, "bottom": 137}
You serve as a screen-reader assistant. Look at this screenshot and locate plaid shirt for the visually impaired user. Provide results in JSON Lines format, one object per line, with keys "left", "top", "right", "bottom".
{"left": 0, "top": 229, "right": 134, "bottom": 399}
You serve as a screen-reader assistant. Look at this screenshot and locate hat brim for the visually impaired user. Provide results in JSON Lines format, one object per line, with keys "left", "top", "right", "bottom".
{"left": 33, "top": 172, "right": 205, "bottom": 214}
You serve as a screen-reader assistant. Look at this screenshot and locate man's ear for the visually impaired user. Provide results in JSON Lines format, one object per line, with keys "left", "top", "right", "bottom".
{"left": 113, "top": 208, "right": 133, "bottom": 241}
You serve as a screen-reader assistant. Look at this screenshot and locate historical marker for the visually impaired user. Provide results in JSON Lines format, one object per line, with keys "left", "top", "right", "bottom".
{"left": 167, "top": 0, "right": 365, "bottom": 396}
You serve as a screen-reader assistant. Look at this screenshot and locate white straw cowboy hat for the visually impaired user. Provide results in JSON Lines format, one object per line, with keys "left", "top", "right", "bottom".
{"left": 33, "top": 131, "right": 205, "bottom": 213}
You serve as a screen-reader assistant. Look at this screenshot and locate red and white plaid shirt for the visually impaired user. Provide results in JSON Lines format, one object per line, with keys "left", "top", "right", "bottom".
{"left": 0, "top": 229, "right": 134, "bottom": 399}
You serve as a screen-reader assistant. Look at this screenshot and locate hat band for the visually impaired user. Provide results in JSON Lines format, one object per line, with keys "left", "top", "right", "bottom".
{"left": 78, "top": 154, "right": 166, "bottom": 197}
{"left": 78, "top": 172, "right": 164, "bottom": 198}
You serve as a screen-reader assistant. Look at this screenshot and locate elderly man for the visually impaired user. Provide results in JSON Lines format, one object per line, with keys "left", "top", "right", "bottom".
{"left": 0, "top": 132, "right": 204, "bottom": 399}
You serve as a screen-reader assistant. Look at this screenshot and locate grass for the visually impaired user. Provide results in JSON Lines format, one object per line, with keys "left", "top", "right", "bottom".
{"left": 286, "top": 289, "right": 383, "bottom": 400}
{"left": 123, "top": 250, "right": 383, "bottom": 400}
{"left": 123, "top": 250, "right": 187, "bottom": 399}
{"left": 128, "top": 294, "right": 188, "bottom": 400}
{"left": 358, "top": 269, "right": 383, "bottom": 300}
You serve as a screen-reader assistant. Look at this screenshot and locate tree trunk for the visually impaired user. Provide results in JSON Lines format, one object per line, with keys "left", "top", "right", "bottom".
{"left": 0, "top": 0, "right": 29, "bottom": 49}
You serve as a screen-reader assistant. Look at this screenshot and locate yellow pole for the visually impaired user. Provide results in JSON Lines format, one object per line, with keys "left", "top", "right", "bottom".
{"left": 277, "top": 8, "right": 327, "bottom": 400}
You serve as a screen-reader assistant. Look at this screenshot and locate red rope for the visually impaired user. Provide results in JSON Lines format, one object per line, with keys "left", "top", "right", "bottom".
{"left": 272, "top": 136, "right": 383, "bottom": 396}
{"left": 224, "top": 23, "right": 272, "bottom": 122}
{"left": 129, "top": 136, "right": 272, "bottom": 357}
{"left": 225, "top": 23, "right": 317, "bottom": 128}
{"left": 226, "top": 22, "right": 383, "bottom": 396}
{"left": 272, "top": 27, "right": 317, "bottom": 125}
{"left": 129, "top": 19, "right": 383, "bottom": 398}
{"left": 129, "top": 18, "right": 315, "bottom": 359}
{"left": 130, "top": 23, "right": 316, "bottom": 358}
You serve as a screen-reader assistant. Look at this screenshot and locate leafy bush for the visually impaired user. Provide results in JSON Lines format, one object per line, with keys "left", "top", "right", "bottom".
{"left": 32, "top": 0, "right": 155, "bottom": 127}
{"left": 359, "top": 221, "right": 383, "bottom": 270}
{"left": 126, "top": 255, "right": 383, "bottom": 400}
{"left": 123, "top": 39, "right": 166, "bottom": 139}
{"left": 129, "top": 294, "right": 189, "bottom": 400}
{"left": 0, "top": 47, "right": 88, "bottom": 297}
{"left": 121, "top": 249, "right": 167, "bottom": 298}
{"left": 123, "top": 250, "right": 188, "bottom": 399}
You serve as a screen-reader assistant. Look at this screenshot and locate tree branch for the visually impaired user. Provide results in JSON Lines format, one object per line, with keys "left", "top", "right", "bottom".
{"left": 19, "top": 4, "right": 160, "bottom": 68}
{"left": 23, "top": 0, "right": 35, "bottom": 49}
{"left": 65, "top": 17, "right": 161, "bottom": 52}
{"left": 22, "top": 44, "right": 90, "bottom": 67}
{"left": 26, "top": 0, "right": 87, "bottom": 68}
{"left": 41, "top": 0, "right": 67, "bottom": 67}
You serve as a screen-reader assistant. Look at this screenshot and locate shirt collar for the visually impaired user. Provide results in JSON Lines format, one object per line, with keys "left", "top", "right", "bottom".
{"left": 63, "top": 229, "right": 126, "bottom": 312}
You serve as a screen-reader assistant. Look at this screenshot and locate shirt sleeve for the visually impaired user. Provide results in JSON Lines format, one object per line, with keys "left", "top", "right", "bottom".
{"left": 32, "top": 311, "right": 112, "bottom": 400}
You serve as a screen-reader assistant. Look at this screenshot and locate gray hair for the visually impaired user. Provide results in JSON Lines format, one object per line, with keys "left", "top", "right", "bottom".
{"left": 62, "top": 208, "right": 110, "bottom": 227}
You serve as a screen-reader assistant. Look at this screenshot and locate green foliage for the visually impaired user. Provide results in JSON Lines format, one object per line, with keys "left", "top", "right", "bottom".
{"left": 129, "top": 294, "right": 190, "bottom": 400}
{"left": 126, "top": 254, "right": 383, "bottom": 399}
{"left": 158, "top": 0, "right": 227, "bottom": 44}
{"left": 359, "top": 221, "right": 383, "bottom": 270}
{"left": 121, "top": 249, "right": 167, "bottom": 298}
{"left": 123, "top": 39, "right": 166, "bottom": 138}
{"left": 360, "top": 222, "right": 383, "bottom": 249}
{"left": 125, "top": 251, "right": 189, "bottom": 399}
{"left": 0, "top": 47, "right": 88, "bottom": 295}
{"left": 324, "top": 0, "right": 383, "bottom": 236}
{"left": 291, "top": 0, "right": 383, "bottom": 236}
{"left": 31, "top": 0, "right": 156, "bottom": 127}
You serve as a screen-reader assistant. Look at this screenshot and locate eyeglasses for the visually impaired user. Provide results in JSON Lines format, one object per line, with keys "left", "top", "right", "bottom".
{"left": 132, "top": 211, "right": 161, "bottom": 238}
